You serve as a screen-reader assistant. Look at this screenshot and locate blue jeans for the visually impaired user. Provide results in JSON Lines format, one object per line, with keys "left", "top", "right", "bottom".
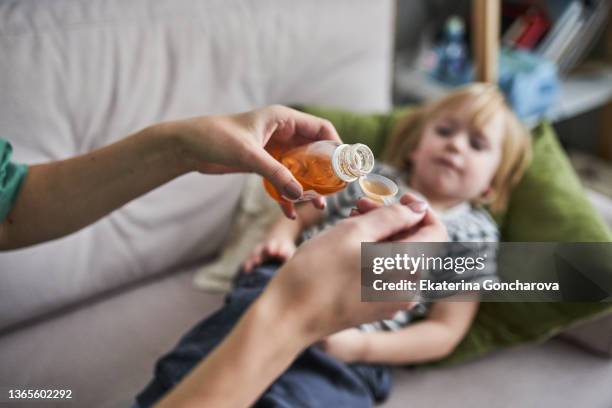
{"left": 135, "top": 262, "right": 392, "bottom": 407}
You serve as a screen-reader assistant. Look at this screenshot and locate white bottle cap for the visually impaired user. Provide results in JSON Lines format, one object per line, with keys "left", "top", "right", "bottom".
{"left": 332, "top": 143, "right": 375, "bottom": 182}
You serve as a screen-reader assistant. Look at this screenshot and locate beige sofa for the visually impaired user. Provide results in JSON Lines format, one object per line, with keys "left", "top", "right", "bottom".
{"left": 1, "top": 1, "right": 611, "bottom": 407}
{"left": 0, "top": 0, "right": 392, "bottom": 406}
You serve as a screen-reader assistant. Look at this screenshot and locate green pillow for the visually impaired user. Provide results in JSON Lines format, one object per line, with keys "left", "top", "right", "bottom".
{"left": 297, "top": 105, "right": 612, "bottom": 365}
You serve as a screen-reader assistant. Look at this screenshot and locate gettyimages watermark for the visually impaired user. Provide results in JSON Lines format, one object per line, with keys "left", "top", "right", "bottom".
{"left": 361, "top": 242, "right": 612, "bottom": 302}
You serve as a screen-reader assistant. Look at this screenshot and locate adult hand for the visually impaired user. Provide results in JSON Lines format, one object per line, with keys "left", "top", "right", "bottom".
{"left": 353, "top": 193, "right": 446, "bottom": 243}
{"left": 0, "top": 105, "right": 339, "bottom": 249}
{"left": 158, "top": 105, "right": 341, "bottom": 217}
{"left": 261, "top": 197, "right": 448, "bottom": 343}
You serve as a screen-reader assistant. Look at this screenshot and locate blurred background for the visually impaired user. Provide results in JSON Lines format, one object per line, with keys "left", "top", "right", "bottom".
{"left": 393, "top": 0, "right": 612, "bottom": 226}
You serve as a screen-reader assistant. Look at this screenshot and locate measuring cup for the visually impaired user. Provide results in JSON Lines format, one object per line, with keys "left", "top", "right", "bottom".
{"left": 358, "top": 173, "right": 399, "bottom": 205}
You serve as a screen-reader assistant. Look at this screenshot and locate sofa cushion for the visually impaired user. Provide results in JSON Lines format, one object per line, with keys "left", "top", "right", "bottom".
{"left": 0, "top": 0, "right": 393, "bottom": 331}
{"left": 0, "top": 264, "right": 225, "bottom": 408}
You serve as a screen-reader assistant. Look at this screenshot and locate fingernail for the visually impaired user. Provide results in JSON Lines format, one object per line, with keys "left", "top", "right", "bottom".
{"left": 283, "top": 181, "right": 302, "bottom": 200}
{"left": 408, "top": 200, "right": 428, "bottom": 213}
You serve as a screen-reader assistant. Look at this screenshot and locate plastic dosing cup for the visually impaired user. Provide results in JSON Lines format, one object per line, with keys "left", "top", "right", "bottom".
{"left": 358, "top": 174, "right": 399, "bottom": 205}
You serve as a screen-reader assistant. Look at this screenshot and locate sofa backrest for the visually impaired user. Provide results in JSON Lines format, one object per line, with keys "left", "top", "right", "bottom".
{"left": 0, "top": 0, "right": 394, "bottom": 332}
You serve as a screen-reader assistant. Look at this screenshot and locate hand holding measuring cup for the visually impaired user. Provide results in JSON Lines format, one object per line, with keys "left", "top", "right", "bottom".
{"left": 350, "top": 192, "right": 444, "bottom": 244}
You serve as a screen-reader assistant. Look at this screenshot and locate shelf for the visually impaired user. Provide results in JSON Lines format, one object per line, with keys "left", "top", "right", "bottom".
{"left": 394, "top": 59, "right": 612, "bottom": 127}
{"left": 550, "top": 66, "right": 612, "bottom": 122}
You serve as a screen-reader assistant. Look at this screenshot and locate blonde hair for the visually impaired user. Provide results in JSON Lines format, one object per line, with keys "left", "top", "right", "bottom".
{"left": 384, "top": 83, "right": 531, "bottom": 213}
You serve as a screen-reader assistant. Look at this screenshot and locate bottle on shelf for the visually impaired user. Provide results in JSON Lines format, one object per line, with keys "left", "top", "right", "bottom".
{"left": 433, "top": 15, "right": 471, "bottom": 86}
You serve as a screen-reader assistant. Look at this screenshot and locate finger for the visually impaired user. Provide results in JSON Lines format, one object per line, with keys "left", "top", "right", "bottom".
{"left": 418, "top": 208, "right": 438, "bottom": 226}
{"left": 385, "top": 208, "right": 447, "bottom": 243}
{"left": 355, "top": 197, "right": 382, "bottom": 214}
{"left": 346, "top": 204, "right": 428, "bottom": 242}
{"left": 405, "top": 210, "right": 448, "bottom": 242}
{"left": 274, "top": 244, "right": 286, "bottom": 258}
{"left": 279, "top": 245, "right": 295, "bottom": 259}
{"left": 267, "top": 242, "right": 280, "bottom": 256}
{"left": 262, "top": 244, "right": 274, "bottom": 258}
{"left": 251, "top": 150, "right": 303, "bottom": 201}
{"left": 311, "top": 196, "right": 326, "bottom": 210}
{"left": 293, "top": 112, "right": 341, "bottom": 142}
{"left": 408, "top": 207, "right": 441, "bottom": 230}
{"left": 399, "top": 192, "right": 429, "bottom": 213}
{"left": 268, "top": 106, "right": 341, "bottom": 143}
{"left": 279, "top": 201, "right": 297, "bottom": 220}
{"left": 243, "top": 249, "right": 260, "bottom": 271}
{"left": 349, "top": 208, "right": 360, "bottom": 217}
{"left": 399, "top": 192, "right": 419, "bottom": 204}
{"left": 249, "top": 247, "right": 263, "bottom": 262}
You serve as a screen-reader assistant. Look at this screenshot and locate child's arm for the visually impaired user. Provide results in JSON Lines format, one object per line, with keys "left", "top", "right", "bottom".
{"left": 320, "top": 300, "right": 479, "bottom": 364}
{"left": 243, "top": 202, "right": 325, "bottom": 271}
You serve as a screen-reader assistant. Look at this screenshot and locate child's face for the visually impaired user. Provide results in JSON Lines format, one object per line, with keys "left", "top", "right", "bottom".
{"left": 408, "top": 105, "right": 504, "bottom": 205}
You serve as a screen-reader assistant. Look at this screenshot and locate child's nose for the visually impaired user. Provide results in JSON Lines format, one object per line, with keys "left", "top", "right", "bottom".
{"left": 445, "top": 133, "right": 469, "bottom": 153}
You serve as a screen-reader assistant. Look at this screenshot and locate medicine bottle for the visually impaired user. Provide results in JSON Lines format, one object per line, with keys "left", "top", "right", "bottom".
{"left": 264, "top": 141, "right": 374, "bottom": 202}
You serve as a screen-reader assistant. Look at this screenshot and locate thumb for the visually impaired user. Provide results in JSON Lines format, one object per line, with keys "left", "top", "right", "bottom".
{"left": 251, "top": 149, "right": 303, "bottom": 200}
{"left": 346, "top": 204, "right": 427, "bottom": 242}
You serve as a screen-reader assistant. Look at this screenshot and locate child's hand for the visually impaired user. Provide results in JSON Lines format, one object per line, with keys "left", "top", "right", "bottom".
{"left": 318, "top": 328, "right": 369, "bottom": 363}
{"left": 243, "top": 236, "right": 297, "bottom": 273}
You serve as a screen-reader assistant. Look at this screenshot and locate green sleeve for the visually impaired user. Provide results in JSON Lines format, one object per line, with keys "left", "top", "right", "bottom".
{"left": 0, "top": 139, "right": 28, "bottom": 222}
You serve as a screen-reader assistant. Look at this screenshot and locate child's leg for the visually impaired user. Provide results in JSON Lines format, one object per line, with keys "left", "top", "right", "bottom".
{"left": 135, "top": 261, "right": 281, "bottom": 408}
{"left": 134, "top": 260, "right": 391, "bottom": 408}
{"left": 349, "top": 362, "right": 394, "bottom": 403}
{"left": 256, "top": 346, "right": 392, "bottom": 408}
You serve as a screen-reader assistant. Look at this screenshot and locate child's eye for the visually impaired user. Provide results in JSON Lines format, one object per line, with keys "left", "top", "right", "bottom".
{"left": 435, "top": 126, "right": 453, "bottom": 137}
{"left": 470, "top": 137, "right": 489, "bottom": 151}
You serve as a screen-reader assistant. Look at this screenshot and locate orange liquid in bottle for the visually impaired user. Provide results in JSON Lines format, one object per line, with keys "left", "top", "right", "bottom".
{"left": 264, "top": 145, "right": 347, "bottom": 202}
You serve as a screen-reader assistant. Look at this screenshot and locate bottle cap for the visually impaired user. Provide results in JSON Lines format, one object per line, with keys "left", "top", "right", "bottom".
{"left": 332, "top": 143, "right": 375, "bottom": 182}
{"left": 446, "top": 16, "right": 464, "bottom": 35}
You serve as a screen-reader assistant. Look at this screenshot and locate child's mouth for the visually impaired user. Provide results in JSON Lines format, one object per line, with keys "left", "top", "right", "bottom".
{"left": 434, "top": 157, "right": 461, "bottom": 173}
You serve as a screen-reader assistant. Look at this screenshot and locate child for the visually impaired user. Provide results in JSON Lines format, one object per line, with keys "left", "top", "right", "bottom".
{"left": 134, "top": 84, "right": 531, "bottom": 407}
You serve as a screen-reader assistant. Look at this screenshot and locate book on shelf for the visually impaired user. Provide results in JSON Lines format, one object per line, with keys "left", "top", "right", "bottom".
{"left": 558, "top": 0, "right": 612, "bottom": 74}
{"left": 502, "top": 6, "right": 550, "bottom": 50}
{"left": 532, "top": 0, "right": 610, "bottom": 74}
{"left": 537, "top": 0, "right": 584, "bottom": 61}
